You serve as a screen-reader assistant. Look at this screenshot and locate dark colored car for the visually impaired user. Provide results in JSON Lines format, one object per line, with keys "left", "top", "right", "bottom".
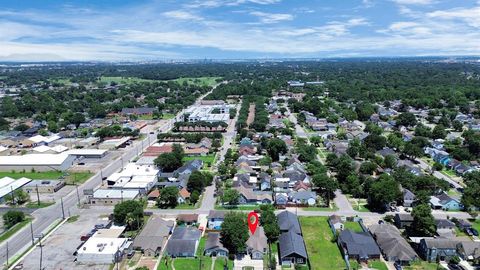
{"left": 471, "top": 228, "right": 479, "bottom": 236}
{"left": 465, "top": 228, "right": 473, "bottom": 236}
{"left": 94, "top": 224, "right": 105, "bottom": 229}
{"left": 394, "top": 262, "right": 403, "bottom": 270}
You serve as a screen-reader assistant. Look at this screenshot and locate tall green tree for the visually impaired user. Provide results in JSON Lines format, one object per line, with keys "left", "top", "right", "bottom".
{"left": 220, "top": 212, "right": 249, "bottom": 254}
{"left": 157, "top": 186, "right": 179, "bottom": 208}
{"left": 266, "top": 138, "right": 288, "bottom": 161}
{"left": 411, "top": 203, "right": 436, "bottom": 236}
{"left": 113, "top": 200, "right": 144, "bottom": 230}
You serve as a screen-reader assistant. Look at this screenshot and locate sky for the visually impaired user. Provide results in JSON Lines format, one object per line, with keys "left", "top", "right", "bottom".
{"left": 0, "top": 0, "right": 479, "bottom": 61}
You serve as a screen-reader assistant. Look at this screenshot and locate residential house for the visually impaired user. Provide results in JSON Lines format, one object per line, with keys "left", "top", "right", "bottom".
{"left": 430, "top": 192, "right": 462, "bottom": 211}
{"left": 121, "top": 107, "right": 156, "bottom": 116}
{"left": 278, "top": 230, "right": 308, "bottom": 266}
{"left": 177, "top": 187, "right": 191, "bottom": 204}
{"left": 290, "top": 191, "right": 316, "bottom": 206}
{"left": 338, "top": 230, "right": 381, "bottom": 261}
{"left": 177, "top": 214, "right": 198, "bottom": 226}
{"left": 234, "top": 184, "right": 272, "bottom": 205}
{"left": 204, "top": 232, "right": 229, "bottom": 257}
{"left": 277, "top": 211, "right": 302, "bottom": 235}
{"left": 419, "top": 238, "right": 458, "bottom": 262}
{"left": 246, "top": 226, "right": 268, "bottom": 260}
{"left": 277, "top": 211, "right": 308, "bottom": 266}
{"left": 175, "top": 160, "right": 203, "bottom": 176}
{"left": 394, "top": 214, "right": 413, "bottom": 229}
{"left": 329, "top": 215, "right": 345, "bottom": 231}
{"left": 132, "top": 216, "right": 174, "bottom": 256}
{"left": 207, "top": 210, "right": 225, "bottom": 230}
{"left": 456, "top": 241, "right": 480, "bottom": 262}
{"left": 436, "top": 219, "right": 455, "bottom": 230}
{"left": 165, "top": 227, "right": 201, "bottom": 257}
{"left": 369, "top": 223, "right": 418, "bottom": 265}
{"left": 402, "top": 189, "right": 416, "bottom": 208}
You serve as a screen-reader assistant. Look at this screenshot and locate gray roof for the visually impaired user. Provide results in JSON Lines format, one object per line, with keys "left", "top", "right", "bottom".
{"left": 166, "top": 227, "right": 201, "bottom": 256}
{"left": 277, "top": 211, "right": 301, "bottom": 234}
{"left": 279, "top": 231, "right": 307, "bottom": 259}
{"left": 338, "top": 230, "right": 381, "bottom": 259}
{"left": 290, "top": 191, "right": 316, "bottom": 201}
{"left": 369, "top": 223, "right": 417, "bottom": 261}
{"left": 208, "top": 210, "right": 225, "bottom": 220}
{"left": 205, "top": 232, "right": 228, "bottom": 253}
{"left": 133, "top": 216, "right": 174, "bottom": 251}
{"left": 121, "top": 107, "right": 156, "bottom": 114}
{"left": 395, "top": 213, "right": 414, "bottom": 222}
{"left": 246, "top": 226, "right": 268, "bottom": 253}
{"left": 436, "top": 219, "right": 455, "bottom": 228}
{"left": 423, "top": 238, "right": 458, "bottom": 249}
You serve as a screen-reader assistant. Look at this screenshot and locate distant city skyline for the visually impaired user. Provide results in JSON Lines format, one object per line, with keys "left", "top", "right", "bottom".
{"left": 1, "top": 0, "right": 479, "bottom": 61}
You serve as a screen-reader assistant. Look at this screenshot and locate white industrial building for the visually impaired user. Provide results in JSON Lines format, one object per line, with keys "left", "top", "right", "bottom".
{"left": 106, "top": 163, "right": 158, "bottom": 193}
{"left": 184, "top": 104, "right": 232, "bottom": 123}
{"left": 64, "top": 149, "right": 108, "bottom": 159}
{"left": 88, "top": 189, "right": 140, "bottom": 205}
{"left": 0, "top": 153, "right": 76, "bottom": 172}
{"left": 99, "top": 137, "right": 130, "bottom": 150}
{"left": 0, "top": 177, "right": 32, "bottom": 202}
{"left": 76, "top": 226, "right": 130, "bottom": 265}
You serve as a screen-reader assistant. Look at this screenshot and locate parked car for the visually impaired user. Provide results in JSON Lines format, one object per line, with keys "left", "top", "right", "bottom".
{"left": 127, "top": 250, "right": 135, "bottom": 259}
{"left": 94, "top": 224, "right": 105, "bottom": 229}
{"left": 465, "top": 228, "right": 473, "bottom": 236}
{"left": 394, "top": 262, "right": 403, "bottom": 270}
{"left": 471, "top": 228, "right": 479, "bottom": 236}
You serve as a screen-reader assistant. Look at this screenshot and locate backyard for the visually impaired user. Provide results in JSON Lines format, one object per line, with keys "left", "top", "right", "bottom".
{"left": 183, "top": 154, "right": 216, "bottom": 167}
{"left": 299, "top": 216, "right": 345, "bottom": 270}
{"left": 343, "top": 221, "right": 363, "bottom": 232}
{"left": 157, "top": 235, "right": 233, "bottom": 270}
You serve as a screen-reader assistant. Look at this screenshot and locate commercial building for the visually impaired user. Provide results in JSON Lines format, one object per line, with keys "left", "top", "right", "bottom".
{"left": 99, "top": 137, "right": 130, "bottom": 150}
{"left": 23, "top": 180, "right": 66, "bottom": 194}
{"left": 106, "top": 163, "right": 159, "bottom": 193}
{"left": 183, "top": 105, "right": 232, "bottom": 123}
{"left": 0, "top": 153, "right": 75, "bottom": 172}
{"left": 88, "top": 189, "right": 140, "bottom": 205}
{"left": 0, "top": 177, "right": 32, "bottom": 202}
{"left": 76, "top": 226, "right": 130, "bottom": 264}
{"left": 64, "top": 149, "right": 108, "bottom": 159}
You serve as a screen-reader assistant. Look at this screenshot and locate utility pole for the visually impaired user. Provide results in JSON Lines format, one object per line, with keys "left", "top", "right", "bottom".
{"left": 76, "top": 185, "right": 81, "bottom": 206}
{"left": 30, "top": 221, "right": 34, "bottom": 245}
{"left": 36, "top": 184, "right": 40, "bottom": 206}
{"left": 60, "top": 197, "right": 65, "bottom": 219}
{"left": 6, "top": 241, "right": 8, "bottom": 267}
{"left": 38, "top": 235, "right": 43, "bottom": 270}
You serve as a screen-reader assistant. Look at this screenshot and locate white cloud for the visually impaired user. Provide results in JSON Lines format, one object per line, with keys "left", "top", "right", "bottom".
{"left": 249, "top": 11, "right": 293, "bottom": 23}
{"left": 427, "top": 7, "right": 480, "bottom": 28}
{"left": 162, "top": 10, "right": 204, "bottom": 21}
{"left": 391, "top": 0, "right": 435, "bottom": 5}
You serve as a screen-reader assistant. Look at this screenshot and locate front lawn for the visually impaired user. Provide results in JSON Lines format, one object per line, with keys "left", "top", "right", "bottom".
{"left": 302, "top": 202, "right": 339, "bottom": 211}
{"left": 215, "top": 204, "right": 260, "bottom": 211}
{"left": 299, "top": 216, "right": 345, "bottom": 270}
{"left": 343, "top": 221, "right": 363, "bottom": 232}
{"left": 472, "top": 220, "right": 480, "bottom": 232}
{"left": 403, "top": 261, "right": 439, "bottom": 270}
{"left": 183, "top": 154, "right": 216, "bottom": 167}
{"left": 63, "top": 171, "right": 94, "bottom": 185}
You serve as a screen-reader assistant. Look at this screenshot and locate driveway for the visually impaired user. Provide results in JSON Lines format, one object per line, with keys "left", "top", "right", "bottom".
{"left": 333, "top": 189, "right": 354, "bottom": 213}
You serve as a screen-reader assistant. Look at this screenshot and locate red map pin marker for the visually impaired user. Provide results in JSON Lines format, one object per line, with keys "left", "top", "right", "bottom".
{"left": 247, "top": 211, "right": 259, "bottom": 235}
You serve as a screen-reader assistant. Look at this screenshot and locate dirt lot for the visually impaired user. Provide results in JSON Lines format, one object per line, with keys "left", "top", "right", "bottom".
{"left": 246, "top": 103, "right": 255, "bottom": 126}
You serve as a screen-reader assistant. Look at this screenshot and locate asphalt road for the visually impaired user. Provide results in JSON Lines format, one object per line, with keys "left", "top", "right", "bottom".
{"left": 415, "top": 158, "right": 464, "bottom": 189}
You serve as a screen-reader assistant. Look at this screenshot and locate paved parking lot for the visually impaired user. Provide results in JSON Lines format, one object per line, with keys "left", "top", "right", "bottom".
{"left": 20, "top": 208, "right": 111, "bottom": 270}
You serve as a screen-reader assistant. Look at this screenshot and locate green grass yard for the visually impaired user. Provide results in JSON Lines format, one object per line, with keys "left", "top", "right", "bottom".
{"left": 25, "top": 201, "right": 55, "bottom": 209}
{"left": 214, "top": 204, "right": 260, "bottom": 211}
{"left": 403, "top": 261, "right": 439, "bottom": 270}
{"left": 0, "top": 217, "right": 32, "bottom": 243}
{"left": 302, "top": 202, "right": 339, "bottom": 211}
{"left": 349, "top": 260, "right": 388, "bottom": 270}
{"left": 343, "top": 221, "right": 363, "bottom": 232}
{"left": 299, "top": 216, "right": 345, "bottom": 270}
{"left": 472, "top": 220, "right": 480, "bottom": 232}
{"left": 183, "top": 154, "right": 216, "bottom": 167}
{"left": 0, "top": 171, "right": 93, "bottom": 185}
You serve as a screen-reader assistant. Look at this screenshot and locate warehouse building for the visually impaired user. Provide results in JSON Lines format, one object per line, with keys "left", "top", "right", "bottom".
{"left": 88, "top": 189, "right": 140, "bottom": 205}
{"left": 106, "top": 163, "right": 159, "bottom": 193}
{"left": 0, "top": 153, "right": 75, "bottom": 172}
